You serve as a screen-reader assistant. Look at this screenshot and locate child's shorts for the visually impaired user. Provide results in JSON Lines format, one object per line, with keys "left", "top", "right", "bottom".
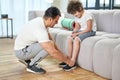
{"left": 77, "top": 30, "right": 96, "bottom": 42}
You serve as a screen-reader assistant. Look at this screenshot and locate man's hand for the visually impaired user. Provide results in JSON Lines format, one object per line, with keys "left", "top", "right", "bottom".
{"left": 66, "top": 56, "right": 75, "bottom": 67}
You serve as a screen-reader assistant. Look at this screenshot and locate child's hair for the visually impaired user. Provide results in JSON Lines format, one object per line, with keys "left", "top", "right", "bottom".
{"left": 67, "top": 0, "right": 83, "bottom": 14}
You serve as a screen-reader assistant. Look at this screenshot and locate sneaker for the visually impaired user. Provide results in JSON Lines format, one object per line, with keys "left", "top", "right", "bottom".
{"left": 59, "top": 62, "right": 67, "bottom": 68}
{"left": 26, "top": 65, "right": 46, "bottom": 74}
{"left": 63, "top": 64, "right": 77, "bottom": 71}
{"left": 18, "top": 59, "right": 31, "bottom": 66}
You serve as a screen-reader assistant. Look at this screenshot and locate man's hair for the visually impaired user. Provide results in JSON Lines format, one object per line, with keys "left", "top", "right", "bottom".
{"left": 44, "top": 6, "right": 61, "bottom": 19}
{"left": 67, "top": 0, "right": 83, "bottom": 14}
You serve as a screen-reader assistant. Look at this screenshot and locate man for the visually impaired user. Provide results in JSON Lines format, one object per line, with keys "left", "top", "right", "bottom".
{"left": 14, "top": 7, "right": 74, "bottom": 74}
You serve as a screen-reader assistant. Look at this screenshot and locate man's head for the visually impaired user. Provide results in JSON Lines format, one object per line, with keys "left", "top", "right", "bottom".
{"left": 67, "top": 1, "right": 83, "bottom": 18}
{"left": 43, "top": 7, "right": 61, "bottom": 28}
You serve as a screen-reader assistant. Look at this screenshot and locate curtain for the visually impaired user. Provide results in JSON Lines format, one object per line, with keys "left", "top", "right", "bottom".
{"left": 0, "top": 0, "right": 51, "bottom": 36}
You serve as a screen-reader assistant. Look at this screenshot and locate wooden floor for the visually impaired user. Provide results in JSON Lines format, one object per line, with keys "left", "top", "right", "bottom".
{"left": 0, "top": 38, "right": 108, "bottom": 80}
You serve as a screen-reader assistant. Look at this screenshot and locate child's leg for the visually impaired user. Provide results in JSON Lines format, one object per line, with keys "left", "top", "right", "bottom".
{"left": 71, "top": 37, "right": 80, "bottom": 64}
{"left": 62, "top": 37, "right": 79, "bottom": 71}
{"left": 59, "top": 36, "right": 73, "bottom": 68}
{"left": 67, "top": 36, "right": 73, "bottom": 58}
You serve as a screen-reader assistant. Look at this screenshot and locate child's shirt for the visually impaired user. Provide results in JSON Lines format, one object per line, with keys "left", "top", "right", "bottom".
{"left": 74, "top": 11, "right": 97, "bottom": 32}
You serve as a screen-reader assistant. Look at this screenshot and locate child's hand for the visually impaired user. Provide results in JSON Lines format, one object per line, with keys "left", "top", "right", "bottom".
{"left": 72, "top": 31, "right": 76, "bottom": 34}
{"left": 71, "top": 32, "right": 78, "bottom": 38}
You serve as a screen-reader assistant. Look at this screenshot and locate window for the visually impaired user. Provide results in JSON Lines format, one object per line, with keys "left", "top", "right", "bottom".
{"left": 81, "top": 0, "right": 96, "bottom": 9}
{"left": 113, "top": 0, "right": 120, "bottom": 9}
{"left": 114, "top": 0, "right": 120, "bottom": 5}
{"left": 100, "top": 0, "right": 110, "bottom": 9}
{"left": 80, "top": 0, "right": 120, "bottom": 9}
{"left": 81, "top": 0, "right": 87, "bottom": 8}
{"left": 0, "top": 0, "right": 51, "bottom": 36}
{"left": 88, "top": 0, "right": 96, "bottom": 8}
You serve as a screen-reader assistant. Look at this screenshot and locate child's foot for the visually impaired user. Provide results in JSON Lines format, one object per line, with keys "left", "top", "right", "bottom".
{"left": 59, "top": 62, "right": 67, "bottom": 68}
{"left": 63, "top": 64, "right": 77, "bottom": 71}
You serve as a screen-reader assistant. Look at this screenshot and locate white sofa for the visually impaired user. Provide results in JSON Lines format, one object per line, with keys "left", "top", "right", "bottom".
{"left": 29, "top": 10, "right": 120, "bottom": 80}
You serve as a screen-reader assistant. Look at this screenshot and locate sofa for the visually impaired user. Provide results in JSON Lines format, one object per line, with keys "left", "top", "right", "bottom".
{"left": 29, "top": 10, "right": 120, "bottom": 80}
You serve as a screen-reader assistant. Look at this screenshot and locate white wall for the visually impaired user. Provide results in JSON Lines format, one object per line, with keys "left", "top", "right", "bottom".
{"left": 52, "top": 0, "right": 70, "bottom": 12}
{"left": 0, "top": 0, "right": 51, "bottom": 37}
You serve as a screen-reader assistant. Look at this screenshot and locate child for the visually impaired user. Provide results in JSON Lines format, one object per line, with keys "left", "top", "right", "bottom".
{"left": 59, "top": 0, "right": 97, "bottom": 71}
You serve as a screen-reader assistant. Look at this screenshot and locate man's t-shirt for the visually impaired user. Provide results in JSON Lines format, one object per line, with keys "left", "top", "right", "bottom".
{"left": 14, "top": 17, "right": 50, "bottom": 50}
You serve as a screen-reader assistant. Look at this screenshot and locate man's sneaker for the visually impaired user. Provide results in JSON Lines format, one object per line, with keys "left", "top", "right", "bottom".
{"left": 26, "top": 65, "right": 46, "bottom": 74}
{"left": 63, "top": 64, "right": 77, "bottom": 71}
{"left": 59, "top": 62, "right": 67, "bottom": 68}
{"left": 18, "top": 59, "right": 31, "bottom": 66}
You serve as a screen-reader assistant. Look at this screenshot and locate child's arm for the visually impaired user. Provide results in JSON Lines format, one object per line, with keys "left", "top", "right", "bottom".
{"left": 72, "top": 23, "right": 80, "bottom": 33}
{"left": 76, "top": 19, "right": 92, "bottom": 35}
{"left": 71, "top": 23, "right": 80, "bottom": 38}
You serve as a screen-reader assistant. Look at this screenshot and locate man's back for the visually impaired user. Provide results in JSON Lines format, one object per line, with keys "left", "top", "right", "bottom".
{"left": 14, "top": 17, "right": 49, "bottom": 50}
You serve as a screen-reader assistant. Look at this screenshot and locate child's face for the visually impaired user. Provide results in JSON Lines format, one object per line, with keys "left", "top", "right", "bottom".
{"left": 73, "top": 11, "right": 83, "bottom": 18}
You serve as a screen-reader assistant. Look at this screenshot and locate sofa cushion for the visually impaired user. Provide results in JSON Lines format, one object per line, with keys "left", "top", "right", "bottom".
{"left": 102, "top": 33, "right": 120, "bottom": 38}
{"left": 112, "top": 44, "right": 120, "bottom": 80}
{"left": 96, "top": 31, "right": 108, "bottom": 36}
{"left": 28, "top": 11, "right": 44, "bottom": 20}
{"left": 48, "top": 28, "right": 65, "bottom": 41}
{"left": 93, "top": 38, "right": 120, "bottom": 79}
{"left": 77, "top": 36, "right": 106, "bottom": 71}
{"left": 97, "top": 11, "right": 113, "bottom": 32}
{"left": 112, "top": 11, "right": 120, "bottom": 34}
{"left": 55, "top": 30, "right": 71, "bottom": 53}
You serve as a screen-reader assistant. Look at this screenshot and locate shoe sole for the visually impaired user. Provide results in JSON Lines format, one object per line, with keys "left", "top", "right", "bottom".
{"left": 18, "top": 60, "right": 27, "bottom": 66}
{"left": 63, "top": 66, "right": 77, "bottom": 71}
{"left": 59, "top": 65, "right": 67, "bottom": 68}
{"left": 26, "top": 68, "right": 46, "bottom": 74}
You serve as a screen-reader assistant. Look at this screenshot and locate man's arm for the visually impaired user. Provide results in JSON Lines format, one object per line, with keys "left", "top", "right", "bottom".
{"left": 40, "top": 41, "right": 73, "bottom": 66}
{"left": 48, "top": 32, "right": 59, "bottom": 50}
